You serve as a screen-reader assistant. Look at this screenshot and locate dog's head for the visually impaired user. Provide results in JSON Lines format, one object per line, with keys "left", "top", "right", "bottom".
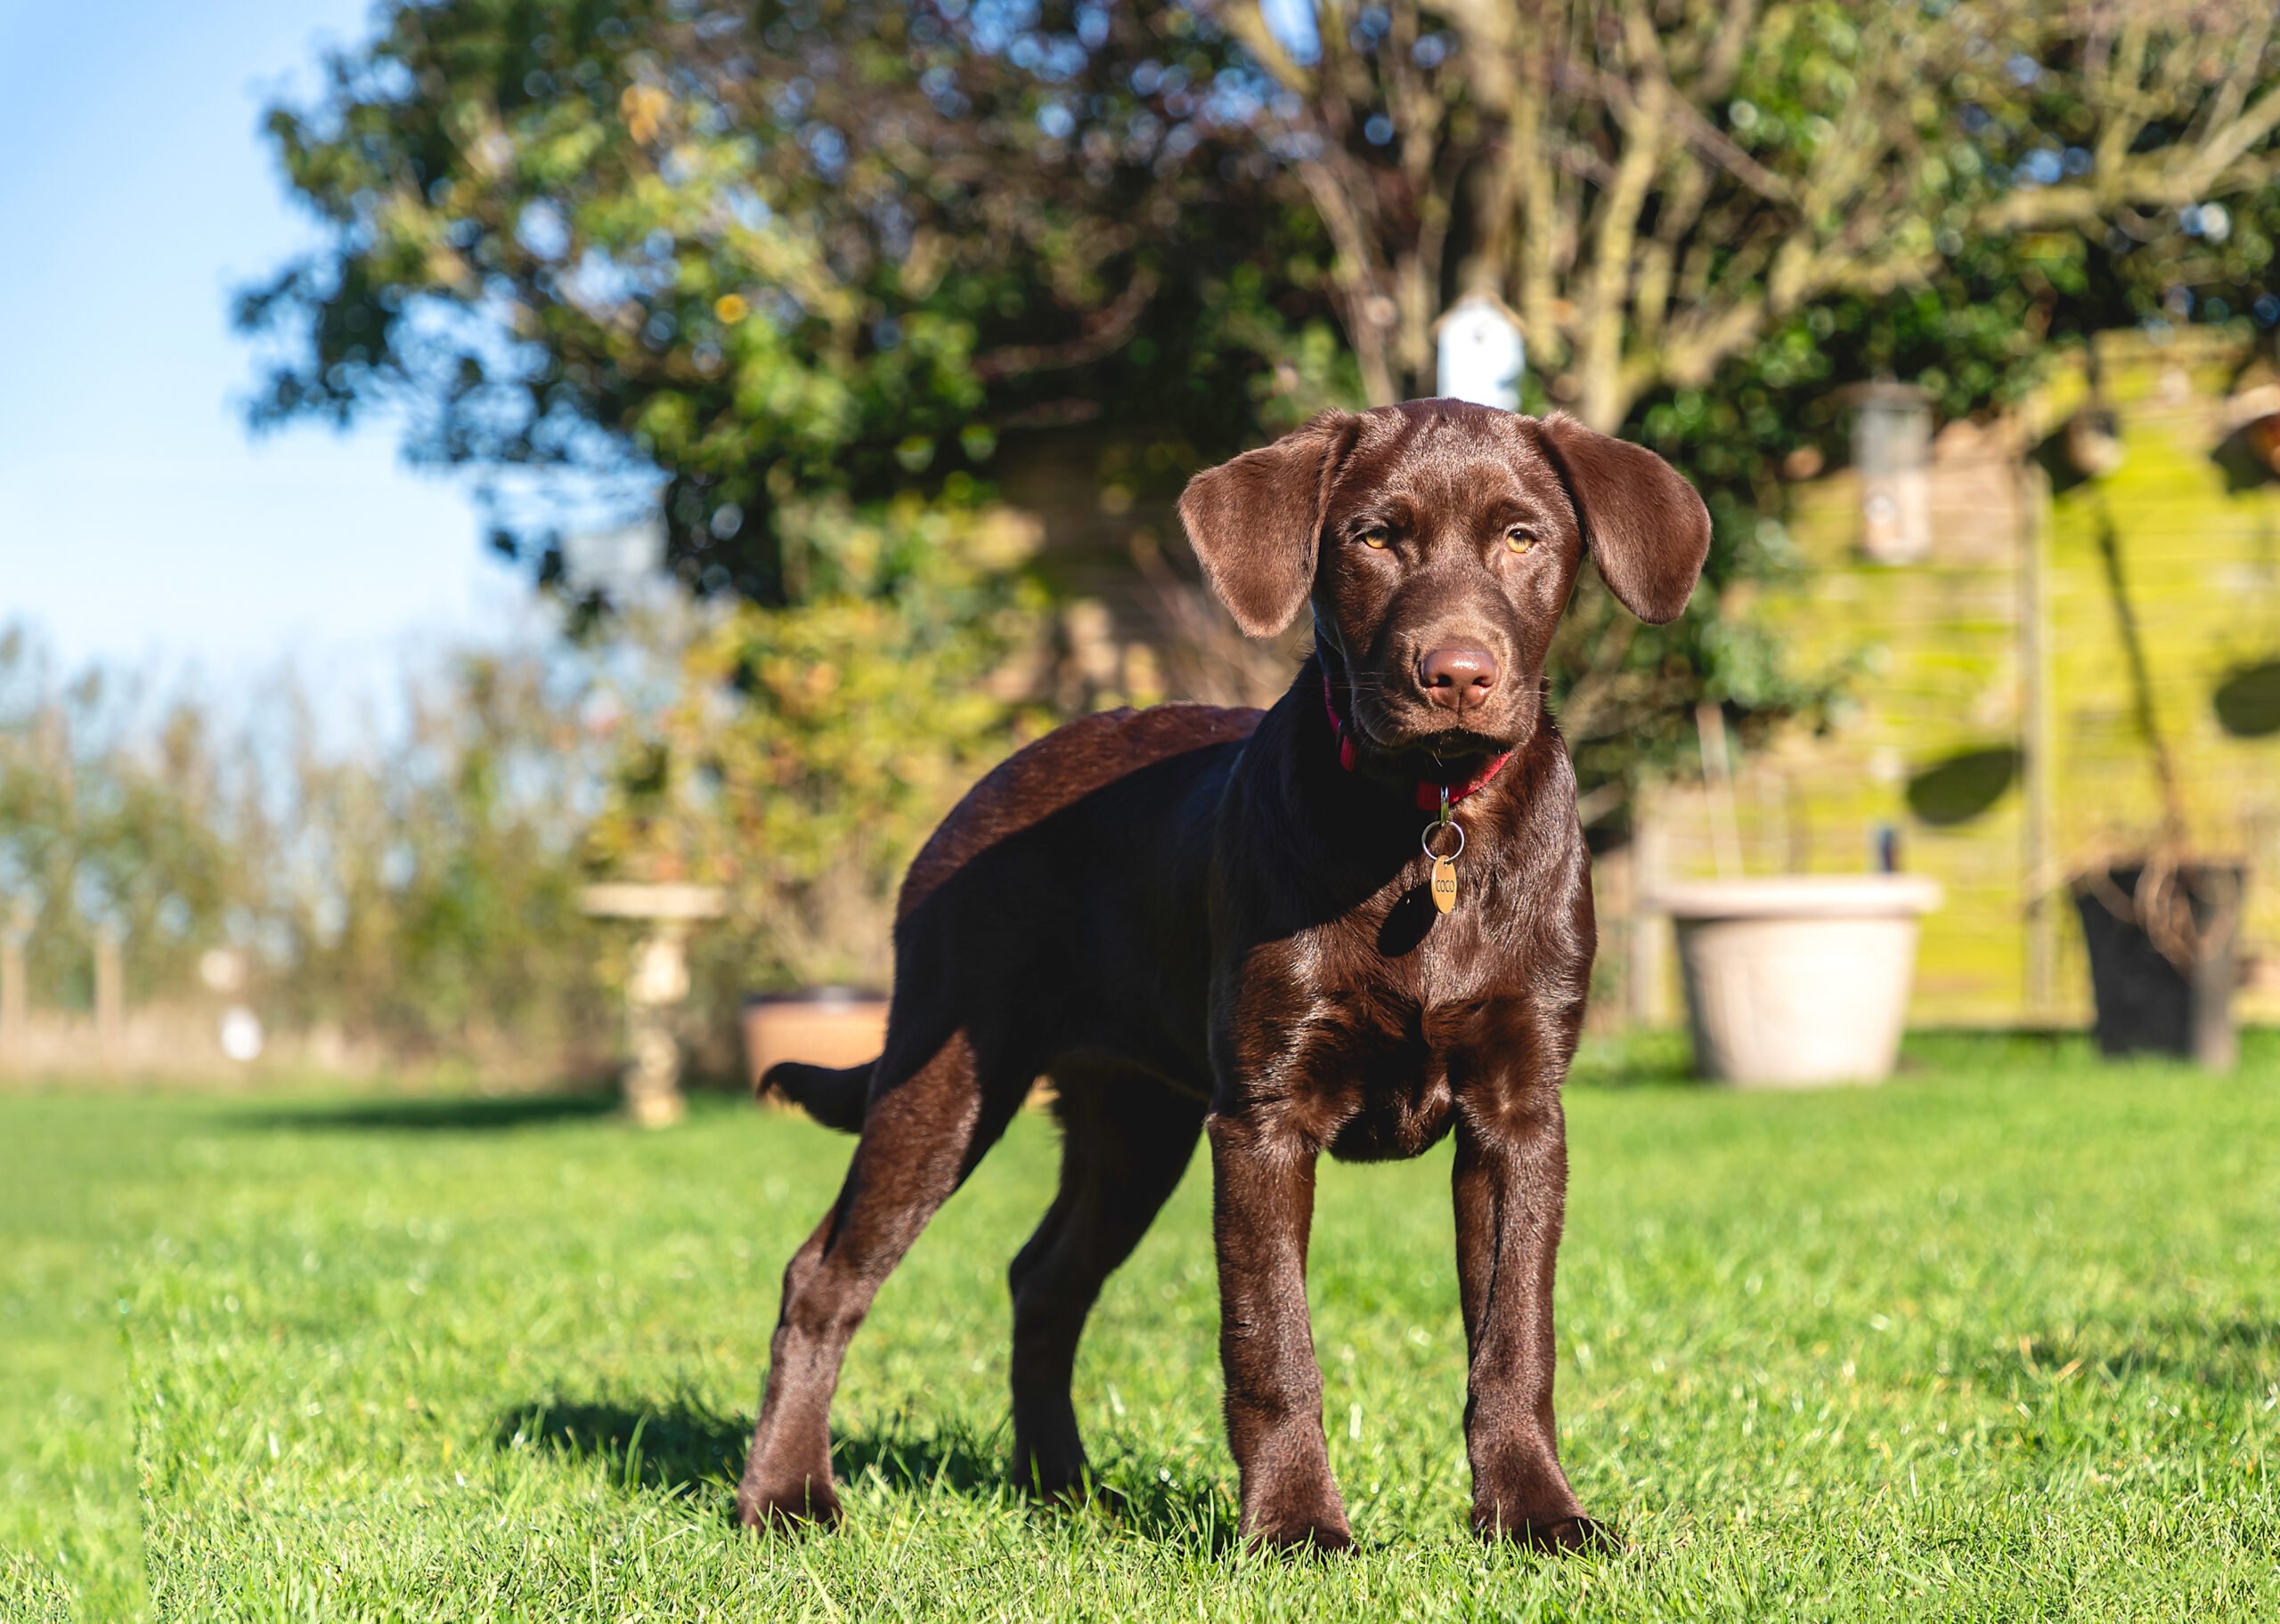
{"left": 1177, "top": 400, "right": 1711, "bottom": 776}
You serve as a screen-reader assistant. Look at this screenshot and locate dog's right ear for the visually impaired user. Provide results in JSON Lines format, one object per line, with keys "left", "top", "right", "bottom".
{"left": 1177, "top": 411, "right": 1357, "bottom": 637}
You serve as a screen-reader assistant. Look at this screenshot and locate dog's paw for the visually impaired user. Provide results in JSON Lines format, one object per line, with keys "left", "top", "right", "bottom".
{"left": 1472, "top": 1510, "right": 1617, "bottom": 1554}
{"left": 1245, "top": 1516, "right": 1356, "bottom": 1556}
{"left": 736, "top": 1476, "right": 844, "bottom": 1533}
{"left": 1014, "top": 1457, "right": 1128, "bottom": 1516}
{"left": 1011, "top": 1441, "right": 1096, "bottom": 1506}
{"left": 1037, "top": 1475, "right": 1130, "bottom": 1517}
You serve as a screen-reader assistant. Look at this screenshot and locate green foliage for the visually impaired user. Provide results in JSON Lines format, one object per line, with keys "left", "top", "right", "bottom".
{"left": 0, "top": 630, "right": 239, "bottom": 1008}
{"left": 586, "top": 497, "right": 1052, "bottom": 988}
{"left": 1559, "top": 276, "right": 2064, "bottom": 797}
{"left": 1557, "top": 231, "right": 2280, "bottom": 800}
{"left": 240, "top": 0, "right": 1362, "bottom": 943}
{"left": 0, "top": 626, "right": 610, "bottom": 1065}
{"left": 8, "top": 1032, "right": 2279, "bottom": 1618}
{"left": 1233, "top": 0, "right": 2280, "bottom": 801}
{"left": 240, "top": 0, "right": 1331, "bottom": 598}
{"left": 264, "top": 651, "right": 612, "bottom": 1054}
{"left": 244, "top": 0, "right": 2280, "bottom": 845}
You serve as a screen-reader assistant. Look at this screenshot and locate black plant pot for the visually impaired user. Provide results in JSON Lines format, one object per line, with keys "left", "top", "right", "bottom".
{"left": 2071, "top": 863, "right": 2243, "bottom": 1068}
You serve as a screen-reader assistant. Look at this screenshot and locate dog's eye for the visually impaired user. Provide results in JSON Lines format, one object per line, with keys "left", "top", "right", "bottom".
{"left": 1505, "top": 527, "right": 1535, "bottom": 555}
{"left": 1359, "top": 525, "right": 1390, "bottom": 549}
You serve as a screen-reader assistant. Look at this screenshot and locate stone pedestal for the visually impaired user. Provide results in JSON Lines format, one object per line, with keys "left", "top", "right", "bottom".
{"left": 581, "top": 884, "right": 726, "bottom": 1128}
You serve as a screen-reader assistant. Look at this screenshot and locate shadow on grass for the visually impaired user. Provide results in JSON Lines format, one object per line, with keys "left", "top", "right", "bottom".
{"left": 1568, "top": 1028, "right": 1698, "bottom": 1091}
{"left": 1574, "top": 1024, "right": 2280, "bottom": 1091}
{"left": 240, "top": 1093, "right": 620, "bottom": 1133}
{"left": 1975, "top": 1316, "right": 2280, "bottom": 1399}
{"left": 491, "top": 1397, "right": 1237, "bottom": 1547}
{"left": 1897, "top": 1026, "right": 2091, "bottom": 1072}
{"left": 494, "top": 1399, "right": 746, "bottom": 1498}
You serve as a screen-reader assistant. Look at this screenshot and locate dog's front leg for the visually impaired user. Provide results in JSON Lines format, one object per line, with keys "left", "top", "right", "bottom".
{"left": 1208, "top": 1109, "right": 1351, "bottom": 1553}
{"left": 1452, "top": 1084, "right": 1608, "bottom": 1550}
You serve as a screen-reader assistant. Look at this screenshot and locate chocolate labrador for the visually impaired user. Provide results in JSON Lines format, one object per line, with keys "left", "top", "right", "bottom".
{"left": 739, "top": 399, "right": 1710, "bottom": 1551}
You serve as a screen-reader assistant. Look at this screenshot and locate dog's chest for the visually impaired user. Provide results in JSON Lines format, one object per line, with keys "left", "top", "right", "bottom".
{"left": 1234, "top": 923, "right": 1528, "bottom": 1162}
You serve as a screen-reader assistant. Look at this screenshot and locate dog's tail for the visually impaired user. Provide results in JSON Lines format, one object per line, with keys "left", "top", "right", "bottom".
{"left": 760, "top": 1060, "right": 873, "bottom": 1134}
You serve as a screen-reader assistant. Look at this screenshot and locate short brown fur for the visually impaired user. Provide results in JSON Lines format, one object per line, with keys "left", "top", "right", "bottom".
{"left": 740, "top": 400, "right": 1711, "bottom": 1552}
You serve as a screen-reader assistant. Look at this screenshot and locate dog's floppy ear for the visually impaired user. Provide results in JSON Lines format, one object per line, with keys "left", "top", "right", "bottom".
{"left": 1540, "top": 414, "right": 1711, "bottom": 624}
{"left": 1177, "top": 411, "right": 1357, "bottom": 637}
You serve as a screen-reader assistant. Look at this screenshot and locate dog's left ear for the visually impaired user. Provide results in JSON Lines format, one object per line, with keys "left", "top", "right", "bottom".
{"left": 1539, "top": 414, "right": 1712, "bottom": 624}
{"left": 1178, "top": 411, "right": 1358, "bottom": 637}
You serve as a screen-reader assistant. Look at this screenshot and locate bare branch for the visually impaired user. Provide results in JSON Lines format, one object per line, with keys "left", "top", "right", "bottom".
{"left": 1297, "top": 155, "right": 1402, "bottom": 404}
{"left": 971, "top": 272, "right": 1161, "bottom": 382}
{"left": 1256, "top": 0, "right": 2280, "bottom": 427}
{"left": 1577, "top": 76, "right": 1667, "bottom": 429}
{"left": 1222, "top": 0, "right": 1314, "bottom": 94}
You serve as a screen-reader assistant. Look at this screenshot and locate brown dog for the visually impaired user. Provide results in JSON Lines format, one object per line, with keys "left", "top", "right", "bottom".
{"left": 739, "top": 400, "right": 1710, "bottom": 1551}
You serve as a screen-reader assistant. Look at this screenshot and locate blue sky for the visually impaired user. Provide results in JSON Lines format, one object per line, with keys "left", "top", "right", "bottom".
{"left": 0, "top": 0, "right": 526, "bottom": 696}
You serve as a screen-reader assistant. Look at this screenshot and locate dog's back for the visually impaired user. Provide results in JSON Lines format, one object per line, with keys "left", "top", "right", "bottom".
{"left": 763, "top": 702, "right": 1258, "bottom": 1129}
{"left": 897, "top": 702, "right": 1259, "bottom": 917}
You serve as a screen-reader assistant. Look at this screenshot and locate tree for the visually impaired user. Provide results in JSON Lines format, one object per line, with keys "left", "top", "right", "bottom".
{"left": 0, "top": 626, "right": 614, "bottom": 1064}
{"left": 240, "top": 0, "right": 1347, "bottom": 599}
{"left": 1210, "top": 0, "right": 2280, "bottom": 803}
{"left": 580, "top": 499, "right": 1055, "bottom": 990}
{"left": 1226, "top": 0, "right": 2280, "bottom": 427}
{"left": 248, "top": 1, "right": 2280, "bottom": 834}
{"left": 241, "top": 0, "right": 1373, "bottom": 973}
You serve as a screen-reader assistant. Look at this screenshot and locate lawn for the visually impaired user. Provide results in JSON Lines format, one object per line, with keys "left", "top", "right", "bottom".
{"left": 4, "top": 1031, "right": 2276, "bottom": 1621}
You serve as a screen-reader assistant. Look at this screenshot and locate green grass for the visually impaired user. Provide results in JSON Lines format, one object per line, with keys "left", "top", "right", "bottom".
{"left": 4, "top": 1032, "right": 2277, "bottom": 1620}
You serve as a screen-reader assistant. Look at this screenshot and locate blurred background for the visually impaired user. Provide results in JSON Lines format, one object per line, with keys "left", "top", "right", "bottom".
{"left": 4, "top": 0, "right": 2279, "bottom": 1100}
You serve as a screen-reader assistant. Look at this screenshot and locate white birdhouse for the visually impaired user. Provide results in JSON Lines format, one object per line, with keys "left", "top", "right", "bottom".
{"left": 1849, "top": 381, "right": 1932, "bottom": 564}
{"left": 1436, "top": 293, "right": 1526, "bottom": 410}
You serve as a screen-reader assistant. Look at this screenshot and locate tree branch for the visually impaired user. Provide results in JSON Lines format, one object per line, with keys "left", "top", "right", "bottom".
{"left": 971, "top": 271, "right": 1161, "bottom": 382}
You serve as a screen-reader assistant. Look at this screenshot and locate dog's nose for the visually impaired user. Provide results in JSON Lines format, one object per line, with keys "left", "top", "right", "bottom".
{"left": 1416, "top": 645, "right": 1500, "bottom": 710}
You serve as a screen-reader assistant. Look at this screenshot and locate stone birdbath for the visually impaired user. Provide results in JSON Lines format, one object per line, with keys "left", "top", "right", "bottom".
{"left": 581, "top": 882, "right": 726, "bottom": 1127}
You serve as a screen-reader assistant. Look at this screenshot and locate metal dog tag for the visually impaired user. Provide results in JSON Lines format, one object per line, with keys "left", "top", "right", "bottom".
{"left": 1430, "top": 856, "right": 1458, "bottom": 914}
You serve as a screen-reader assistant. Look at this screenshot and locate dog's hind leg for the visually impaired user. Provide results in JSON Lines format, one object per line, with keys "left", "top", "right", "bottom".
{"left": 737, "top": 1025, "right": 1028, "bottom": 1531}
{"left": 1007, "top": 1067, "right": 1204, "bottom": 1500}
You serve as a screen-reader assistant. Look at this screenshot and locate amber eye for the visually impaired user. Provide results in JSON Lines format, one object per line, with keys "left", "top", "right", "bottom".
{"left": 1360, "top": 524, "right": 1391, "bottom": 548}
{"left": 1505, "top": 527, "right": 1535, "bottom": 554}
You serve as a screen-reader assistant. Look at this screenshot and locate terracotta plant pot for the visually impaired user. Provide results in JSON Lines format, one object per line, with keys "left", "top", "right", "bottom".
{"left": 1655, "top": 875, "right": 1943, "bottom": 1088}
{"left": 2071, "top": 863, "right": 2242, "bottom": 1069}
{"left": 741, "top": 989, "right": 890, "bottom": 1092}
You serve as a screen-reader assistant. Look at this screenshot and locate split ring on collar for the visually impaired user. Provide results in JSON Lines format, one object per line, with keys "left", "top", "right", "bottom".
{"left": 1421, "top": 819, "right": 1465, "bottom": 862}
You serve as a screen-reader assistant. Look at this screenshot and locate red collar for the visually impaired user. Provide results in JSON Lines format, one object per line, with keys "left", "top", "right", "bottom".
{"left": 1320, "top": 668, "right": 1513, "bottom": 814}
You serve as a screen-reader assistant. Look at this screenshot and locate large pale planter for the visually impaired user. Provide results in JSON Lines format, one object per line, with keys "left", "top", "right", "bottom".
{"left": 741, "top": 989, "right": 890, "bottom": 1092}
{"left": 1655, "top": 876, "right": 1943, "bottom": 1088}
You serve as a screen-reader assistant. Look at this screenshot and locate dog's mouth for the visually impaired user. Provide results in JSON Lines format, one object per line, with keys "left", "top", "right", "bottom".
{"left": 1346, "top": 710, "right": 1525, "bottom": 779}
